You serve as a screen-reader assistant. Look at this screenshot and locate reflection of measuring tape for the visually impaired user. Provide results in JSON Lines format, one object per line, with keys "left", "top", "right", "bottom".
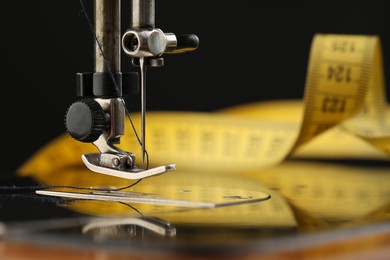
{"left": 18, "top": 34, "right": 390, "bottom": 175}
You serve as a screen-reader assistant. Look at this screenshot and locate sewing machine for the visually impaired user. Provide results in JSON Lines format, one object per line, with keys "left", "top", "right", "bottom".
{"left": 64, "top": 0, "right": 199, "bottom": 180}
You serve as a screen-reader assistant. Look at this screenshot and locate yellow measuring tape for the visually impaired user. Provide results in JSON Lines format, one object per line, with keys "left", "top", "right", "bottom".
{"left": 18, "top": 33, "right": 390, "bottom": 176}
{"left": 15, "top": 34, "right": 390, "bottom": 227}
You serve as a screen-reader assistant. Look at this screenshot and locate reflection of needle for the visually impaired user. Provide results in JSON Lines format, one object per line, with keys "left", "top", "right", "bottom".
{"left": 139, "top": 57, "right": 147, "bottom": 164}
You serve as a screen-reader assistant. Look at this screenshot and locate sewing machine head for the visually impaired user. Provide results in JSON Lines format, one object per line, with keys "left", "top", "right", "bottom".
{"left": 64, "top": 0, "right": 199, "bottom": 180}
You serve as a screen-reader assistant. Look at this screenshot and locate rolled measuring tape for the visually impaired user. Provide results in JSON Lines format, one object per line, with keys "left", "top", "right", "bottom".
{"left": 18, "top": 34, "right": 390, "bottom": 176}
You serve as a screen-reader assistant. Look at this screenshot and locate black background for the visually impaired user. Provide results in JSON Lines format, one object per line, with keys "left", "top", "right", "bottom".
{"left": 0, "top": 0, "right": 388, "bottom": 172}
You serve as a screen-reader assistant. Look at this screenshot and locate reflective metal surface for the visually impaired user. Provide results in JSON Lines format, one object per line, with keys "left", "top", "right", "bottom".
{"left": 81, "top": 153, "right": 175, "bottom": 179}
{"left": 2, "top": 158, "right": 390, "bottom": 254}
{"left": 36, "top": 187, "right": 269, "bottom": 208}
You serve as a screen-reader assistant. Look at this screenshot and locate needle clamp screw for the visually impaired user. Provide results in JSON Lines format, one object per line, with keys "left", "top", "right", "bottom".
{"left": 65, "top": 99, "right": 108, "bottom": 143}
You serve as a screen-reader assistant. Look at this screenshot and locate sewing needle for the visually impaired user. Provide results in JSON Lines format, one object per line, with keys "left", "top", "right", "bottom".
{"left": 139, "top": 57, "right": 147, "bottom": 164}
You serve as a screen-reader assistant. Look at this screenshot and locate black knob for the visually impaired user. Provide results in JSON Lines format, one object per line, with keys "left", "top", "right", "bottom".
{"left": 176, "top": 34, "right": 199, "bottom": 52}
{"left": 65, "top": 99, "right": 107, "bottom": 143}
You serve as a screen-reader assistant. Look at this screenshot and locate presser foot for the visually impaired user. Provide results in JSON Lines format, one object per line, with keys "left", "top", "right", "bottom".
{"left": 81, "top": 153, "right": 176, "bottom": 180}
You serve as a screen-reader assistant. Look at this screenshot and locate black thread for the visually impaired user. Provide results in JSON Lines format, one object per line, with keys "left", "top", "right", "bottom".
{"left": 118, "top": 202, "right": 145, "bottom": 217}
{"left": 0, "top": 193, "right": 70, "bottom": 205}
{"left": 0, "top": 179, "right": 142, "bottom": 193}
